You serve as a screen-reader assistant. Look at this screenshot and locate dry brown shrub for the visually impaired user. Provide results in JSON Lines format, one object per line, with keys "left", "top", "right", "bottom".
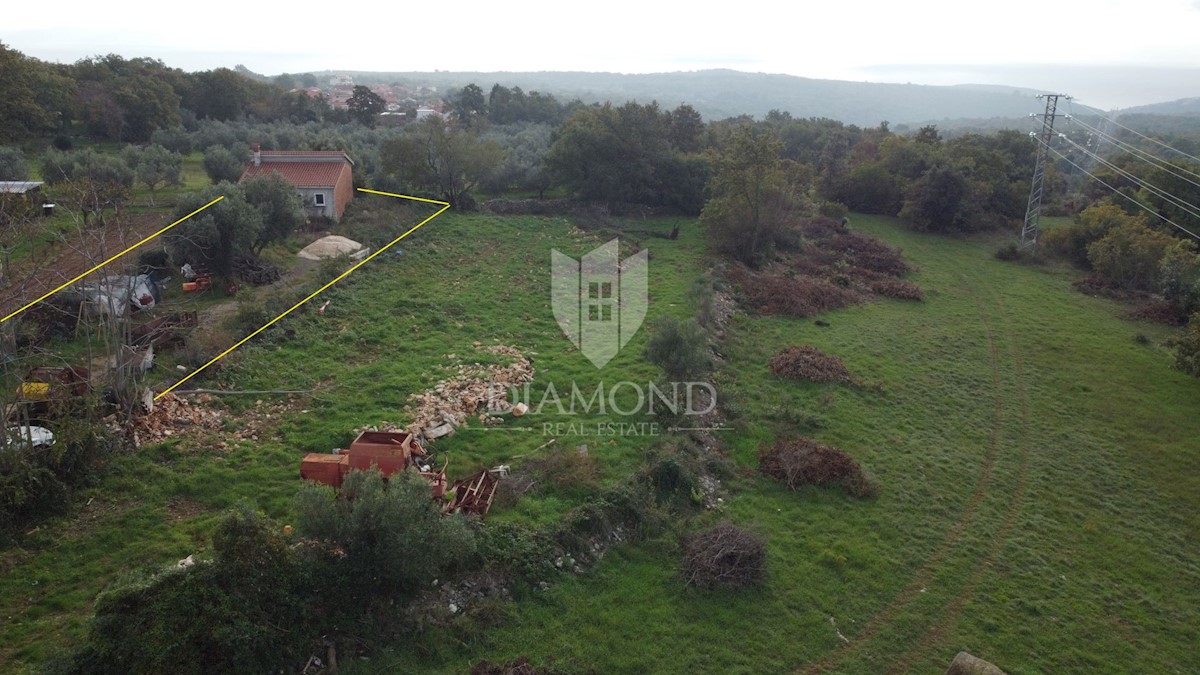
{"left": 769, "top": 345, "right": 856, "bottom": 384}
{"left": 826, "top": 232, "right": 912, "bottom": 276}
{"left": 868, "top": 277, "right": 925, "bottom": 301}
{"left": 1128, "top": 299, "right": 1186, "bottom": 325}
{"left": 799, "top": 216, "right": 847, "bottom": 240}
{"left": 680, "top": 521, "right": 767, "bottom": 589}
{"left": 758, "top": 438, "right": 876, "bottom": 497}
{"left": 730, "top": 268, "right": 865, "bottom": 317}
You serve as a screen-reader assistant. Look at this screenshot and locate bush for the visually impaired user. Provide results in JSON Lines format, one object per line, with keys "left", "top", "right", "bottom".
{"left": 1043, "top": 202, "right": 1139, "bottom": 268}
{"left": 294, "top": 470, "right": 477, "bottom": 607}
{"left": 476, "top": 521, "right": 557, "bottom": 589}
{"left": 758, "top": 437, "right": 876, "bottom": 497}
{"left": 769, "top": 345, "right": 856, "bottom": 384}
{"left": 643, "top": 316, "right": 711, "bottom": 381}
{"left": 1129, "top": 299, "right": 1186, "bottom": 326}
{"left": 521, "top": 448, "right": 601, "bottom": 495}
{"left": 1086, "top": 220, "right": 1176, "bottom": 292}
{"left": 680, "top": 521, "right": 766, "bottom": 589}
{"left": 1159, "top": 240, "right": 1200, "bottom": 315}
{"left": 994, "top": 242, "right": 1022, "bottom": 261}
{"left": 0, "top": 418, "right": 115, "bottom": 536}
{"left": 67, "top": 506, "right": 312, "bottom": 675}
{"left": 817, "top": 200, "right": 850, "bottom": 222}
{"left": 1173, "top": 312, "right": 1200, "bottom": 377}
{"left": 0, "top": 146, "right": 29, "bottom": 181}
{"left": 201, "top": 145, "right": 246, "bottom": 184}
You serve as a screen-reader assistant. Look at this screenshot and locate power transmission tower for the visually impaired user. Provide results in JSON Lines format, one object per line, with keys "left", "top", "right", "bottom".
{"left": 1022, "top": 93, "right": 1070, "bottom": 248}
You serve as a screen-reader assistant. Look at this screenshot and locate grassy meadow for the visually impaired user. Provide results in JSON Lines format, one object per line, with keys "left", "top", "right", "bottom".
{"left": 0, "top": 204, "right": 1197, "bottom": 674}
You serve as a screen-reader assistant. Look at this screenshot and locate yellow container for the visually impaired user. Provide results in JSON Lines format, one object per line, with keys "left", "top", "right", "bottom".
{"left": 20, "top": 382, "right": 51, "bottom": 400}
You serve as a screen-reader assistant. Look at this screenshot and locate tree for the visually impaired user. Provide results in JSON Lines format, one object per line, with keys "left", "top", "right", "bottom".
{"left": 0, "top": 146, "right": 28, "bottom": 181}
{"left": 183, "top": 68, "right": 251, "bottom": 121}
{"left": 452, "top": 83, "right": 487, "bottom": 125}
{"left": 347, "top": 85, "right": 385, "bottom": 126}
{"left": 898, "top": 163, "right": 968, "bottom": 232}
{"left": 167, "top": 184, "right": 263, "bottom": 279}
{"left": 915, "top": 125, "right": 941, "bottom": 145}
{"left": 833, "top": 161, "right": 902, "bottom": 215}
{"left": 1086, "top": 219, "right": 1176, "bottom": 291}
{"left": 480, "top": 123, "right": 553, "bottom": 197}
{"left": 122, "top": 144, "right": 182, "bottom": 203}
{"left": 545, "top": 102, "right": 681, "bottom": 207}
{"left": 0, "top": 42, "right": 72, "bottom": 140}
{"left": 668, "top": 104, "right": 705, "bottom": 154}
{"left": 202, "top": 145, "right": 246, "bottom": 184}
{"left": 42, "top": 149, "right": 135, "bottom": 226}
{"left": 70, "top": 55, "right": 182, "bottom": 141}
{"left": 701, "top": 126, "right": 807, "bottom": 265}
{"left": 242, "top": 172, "right": 304, "bottom": 254}
{"left": 0, "top": 192, "right": 39, "bottom": 280}
{"left": 381, "top": 117, "right": 504, "bottom": 208}
{"left": 1160, "top": 241, "right": 1200, "bottom": 315}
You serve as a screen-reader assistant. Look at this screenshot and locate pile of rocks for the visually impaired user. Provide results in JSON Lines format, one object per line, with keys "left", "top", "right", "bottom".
{"left": 403, "top": 344, "right": 534, "bottom": 442}
{"left": 126, "top": 393, "right": 224, "bottom": 446}
{"left": 125, "top": 394, "right": 297, "bottom": 450}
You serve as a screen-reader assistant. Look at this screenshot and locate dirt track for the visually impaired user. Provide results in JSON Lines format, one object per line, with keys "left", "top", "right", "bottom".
{"left": 798, "top": 275, "right": 1033, "bottom": 675}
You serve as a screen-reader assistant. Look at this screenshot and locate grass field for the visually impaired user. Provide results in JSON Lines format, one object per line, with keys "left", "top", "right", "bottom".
{"left": 1, "top": 206, "right": 1197, "bottom": 674}
{"left": 352, "top": 215, "right": 1200, "bottom": 674}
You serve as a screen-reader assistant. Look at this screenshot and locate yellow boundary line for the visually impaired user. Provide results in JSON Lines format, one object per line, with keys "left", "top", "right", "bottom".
{"left": 156, "top": 189, "right": 449, "bottom": 399}
{"left": 0, "top": 196, "right": 226, "bottom": 323}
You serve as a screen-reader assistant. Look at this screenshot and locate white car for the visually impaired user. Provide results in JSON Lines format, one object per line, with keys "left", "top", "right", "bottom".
{"left": 5, "top": 425, "right": 55, "bottom": 449}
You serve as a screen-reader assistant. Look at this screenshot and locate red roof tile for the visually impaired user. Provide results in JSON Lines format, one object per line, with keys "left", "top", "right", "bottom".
{"left": 239, "top": 153, "right": 352, "bottom": 188}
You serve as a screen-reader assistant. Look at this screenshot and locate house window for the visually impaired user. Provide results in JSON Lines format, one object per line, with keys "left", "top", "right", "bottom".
{"left": 313, "top": 193, "right": 326, "bottom": 206}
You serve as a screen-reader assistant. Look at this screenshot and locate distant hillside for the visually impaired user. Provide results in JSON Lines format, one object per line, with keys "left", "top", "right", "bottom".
{"left": 301, "top": 69, "right": 1055, "bottom": 126}
{"left": 1121, "top": 97, "right": 1200, "bottom": 117}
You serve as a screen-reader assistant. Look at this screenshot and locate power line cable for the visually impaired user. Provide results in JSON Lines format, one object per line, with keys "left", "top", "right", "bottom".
{"left": 1066, "top": 115, "right": 1200, "bottom": 188}
{"left": 1034, "top": 136, "right": 1200, "bottom": 242}
{"left": 1073, "top": 100, "right": 1200, "bottom": 166}
{"left": 1058, "top": 134, "right": 1200, "bottom": 222}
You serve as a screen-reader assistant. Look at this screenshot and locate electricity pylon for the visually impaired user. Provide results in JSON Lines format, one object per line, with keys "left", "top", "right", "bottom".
{"left": 1022, "top": 94, "right": 1069, "bottom": 248}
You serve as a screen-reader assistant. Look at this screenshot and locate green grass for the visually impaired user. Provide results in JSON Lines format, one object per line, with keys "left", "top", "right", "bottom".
{"left": 0, "top": 205, "right": 702, "bottom": 671}
{"left": 2, "top": 208, "right": 1199, "bottom": 674}
{"left": 350, "top": 215, "right": 1200, "bottom": 674}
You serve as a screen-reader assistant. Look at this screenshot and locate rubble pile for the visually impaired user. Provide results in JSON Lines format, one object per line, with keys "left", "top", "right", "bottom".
{"left": 124, "top": 394, "right": 298, "bottom": 449}
{"left": 402, "top": 344, "right": 534, "bottom": 442}
{"left": 126, "top": 393, "right": 224, "bottom": 446}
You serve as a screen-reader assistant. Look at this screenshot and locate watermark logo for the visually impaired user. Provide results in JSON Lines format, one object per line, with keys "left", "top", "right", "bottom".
{"left": 551, "top": 239, "right": 648, "bottom": 369}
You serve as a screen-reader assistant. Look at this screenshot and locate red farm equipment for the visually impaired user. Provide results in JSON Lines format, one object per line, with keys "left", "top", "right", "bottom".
{"left": 300, "top": 430, "right": 501, "bottom": 516}
{"left": 301, "top": 431, "right": 448, "bottom": 499}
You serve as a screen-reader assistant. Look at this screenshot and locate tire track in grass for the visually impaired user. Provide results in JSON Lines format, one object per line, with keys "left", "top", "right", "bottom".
{"left": 798, "top": 280, "right": 1006, "bottom": 674}
{"left": 884, "top": 290, "right": 1033, "bottom": 674}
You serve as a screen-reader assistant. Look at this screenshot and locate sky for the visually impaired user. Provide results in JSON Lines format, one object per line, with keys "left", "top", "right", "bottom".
{"left": 5, "top": 0, "right": 1200, "bottom": 109}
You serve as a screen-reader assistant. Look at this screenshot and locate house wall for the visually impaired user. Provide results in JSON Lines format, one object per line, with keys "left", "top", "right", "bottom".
{"left": 297, "top": 187, "right": 336, "bottom": 220}
{"left": 333, "top": 164, "right": 354, "bottom": 221}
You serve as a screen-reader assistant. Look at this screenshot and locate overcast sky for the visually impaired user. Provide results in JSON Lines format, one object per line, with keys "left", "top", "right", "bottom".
{"left": 6, "top": 0, "right": 1200, "bottom": 108}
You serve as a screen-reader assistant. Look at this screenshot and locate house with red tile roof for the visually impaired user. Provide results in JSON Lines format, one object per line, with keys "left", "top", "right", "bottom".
{"left": 239, "top": 146, "right": 355, "bottom": 221}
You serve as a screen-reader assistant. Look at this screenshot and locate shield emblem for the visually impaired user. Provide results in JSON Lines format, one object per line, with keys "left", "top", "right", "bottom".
{"left": 551, "top": 239, "right": 648, "bottom": 369}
